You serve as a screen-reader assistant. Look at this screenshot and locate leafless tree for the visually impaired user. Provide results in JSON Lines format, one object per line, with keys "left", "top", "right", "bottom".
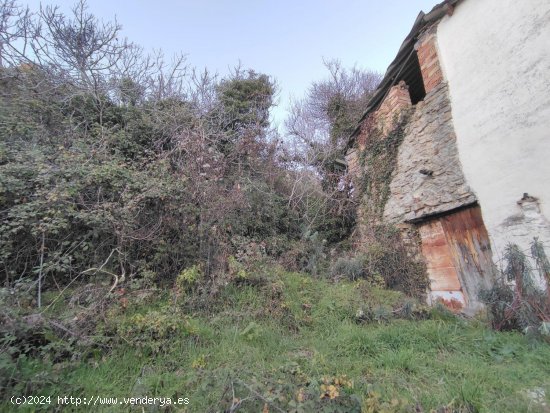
{"left": 1, "top": 0, "right": 188, "bottom": 100}
{"left": 0, "top": 0, "right": 32, "bottom": 67}
{"left": 286, "top": 59, "right": 380, "bottom": 155}
{"left": 283, "top": 60, "right": 380, "bottom": 237}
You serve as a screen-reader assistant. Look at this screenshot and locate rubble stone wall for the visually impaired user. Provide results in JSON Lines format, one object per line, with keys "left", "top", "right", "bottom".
{"left": 383, "top": 82, "right": 476, "bottom": 223}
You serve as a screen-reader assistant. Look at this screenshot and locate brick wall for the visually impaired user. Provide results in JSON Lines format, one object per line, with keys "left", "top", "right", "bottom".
{"left": 354, "top": 27, "right": 445, "bottom": 152}
{"left": 356, "top": 80, "right": 412, "bottom": 148}
{"left": 416, "top": 31, "right": 444, "bottom": 94}
{"left": 376, "top": 80, "right": 412, "bottom": 133}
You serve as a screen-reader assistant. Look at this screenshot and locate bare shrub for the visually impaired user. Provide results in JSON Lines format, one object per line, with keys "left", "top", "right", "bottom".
{"left": 360, "top": 224, "right": 428, "bottom": 299}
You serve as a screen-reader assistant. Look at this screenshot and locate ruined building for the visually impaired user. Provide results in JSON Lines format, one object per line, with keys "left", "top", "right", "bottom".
{"left": 346, "top": 0, "right": 550, "bottom": 311}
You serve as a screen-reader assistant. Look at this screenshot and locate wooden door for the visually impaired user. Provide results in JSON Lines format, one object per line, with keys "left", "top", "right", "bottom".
{"left": 418, "top": 205, "right": 495, "bottom": 311}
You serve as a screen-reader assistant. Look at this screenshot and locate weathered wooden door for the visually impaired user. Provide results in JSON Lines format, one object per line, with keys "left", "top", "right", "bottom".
{"left": 418, "top": 205, "right": 495, "bottom": 311}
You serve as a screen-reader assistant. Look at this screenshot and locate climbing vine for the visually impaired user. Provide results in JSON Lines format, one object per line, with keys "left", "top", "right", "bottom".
{"left": 357, "top": 109, "right": 412, "bottom": 221}
{"left": 348, "top": 110, "right": 428, "bottom": 298}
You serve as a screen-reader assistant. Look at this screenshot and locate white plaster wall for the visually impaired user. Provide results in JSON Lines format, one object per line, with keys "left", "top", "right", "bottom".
{"left": 436, "top": 0, "right": 550, "bottom": 278}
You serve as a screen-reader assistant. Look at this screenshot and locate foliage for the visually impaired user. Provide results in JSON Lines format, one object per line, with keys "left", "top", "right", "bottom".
{"left": 176, "top": 264, "right": 202, "bottom": 289}
{"left": 480, "top": 240, "right": 550, "bottom": 336}
{"left": 531, "top": 237, "right": 550, "bottom": 288}
{"left": 228, "top": 255, "right": 248, "bottom": 280}
{"left": 2, "top": 3, "right": 549, "bottom": 412}
{"left": 286, "top": 59, "right": 380, "bottom": 153}
{"left": 216, "top": 70, "right": 274, "bottom": 141}
{"left": 279, "top": 231, "right": 328, "bottom": 276}
{"left": 0, "top": 1, "right": 308, "bottom": 300}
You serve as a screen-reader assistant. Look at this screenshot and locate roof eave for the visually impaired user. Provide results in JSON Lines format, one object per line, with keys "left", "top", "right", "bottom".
{"left": 347, "top": 0, "right": 460, "bottom": 148}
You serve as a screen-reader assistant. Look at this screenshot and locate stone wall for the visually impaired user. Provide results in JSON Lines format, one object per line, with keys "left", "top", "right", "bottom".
{"left": 344, "top": 6, "right": 514, "bottom": 310}
{"left": 383, "top": 82, "right": 476, "bottom": 223}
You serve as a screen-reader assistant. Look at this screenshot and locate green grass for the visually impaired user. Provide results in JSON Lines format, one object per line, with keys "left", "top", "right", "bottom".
{"left": 3, "top": 271, "right": 550, "bottom": 412}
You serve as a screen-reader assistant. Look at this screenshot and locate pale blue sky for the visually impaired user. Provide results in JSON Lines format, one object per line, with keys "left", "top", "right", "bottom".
{"left": 26, "top": 0, "right": 438, "bottom": 128}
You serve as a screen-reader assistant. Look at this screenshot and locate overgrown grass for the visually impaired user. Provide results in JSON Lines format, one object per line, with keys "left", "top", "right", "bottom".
{"left": 3, "top": 271, "right": 550, "bottom": 412}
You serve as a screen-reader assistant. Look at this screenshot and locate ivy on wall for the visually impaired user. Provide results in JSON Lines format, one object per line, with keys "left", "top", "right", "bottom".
{"left": 357, "top": 109, "right": 413, "bottom": 221}
{"left": 351, "top": 109, "right": 429, "bottom": 299}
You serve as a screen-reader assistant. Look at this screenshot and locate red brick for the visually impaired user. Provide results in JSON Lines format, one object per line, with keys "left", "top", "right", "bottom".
{"left": 357, "top": 80, "right": 412, "bottom": 146}
{"left": 416, "top": 34, "right": 444, "bottom": 94}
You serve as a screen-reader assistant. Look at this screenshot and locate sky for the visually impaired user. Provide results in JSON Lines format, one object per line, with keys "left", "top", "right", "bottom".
{"left": 25, "top": 0, "right": 439, "bottom": 129}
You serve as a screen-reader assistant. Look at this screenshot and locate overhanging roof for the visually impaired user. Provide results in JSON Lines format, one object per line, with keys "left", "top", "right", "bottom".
{"left": 348, "top": 0, "right": 460, "bottom": 146}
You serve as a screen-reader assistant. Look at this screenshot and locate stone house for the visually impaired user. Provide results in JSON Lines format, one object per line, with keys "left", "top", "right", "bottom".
{"left": 346, "top": 0, "right": 550, "bottom": 311}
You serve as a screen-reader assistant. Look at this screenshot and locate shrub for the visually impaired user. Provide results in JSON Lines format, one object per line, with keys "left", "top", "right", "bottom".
{"left": 372, "top": 305, "right": 392, "bottom": 324}
{"left": 329, "top": 224, "right": 428, "bottom": 298}
{"left": 228, "top": 255, "right": 248, "bottom": 281}
{"left": 480, "top": 240, "right": 550, "bottom": 337}
{"left": 279, "top": 231, "right": 328, "bottom": 276}
{"left": 331, "top": 255, "right": 364, "bottom": 280}
{"left": 176, "top": 264, "right": 202, "bottom": 289}
{"left": 361, "top": 224, "right": 428, "bottom": 299}
{"left": 107, "top": 307, "right": 197, "bottom": 353}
